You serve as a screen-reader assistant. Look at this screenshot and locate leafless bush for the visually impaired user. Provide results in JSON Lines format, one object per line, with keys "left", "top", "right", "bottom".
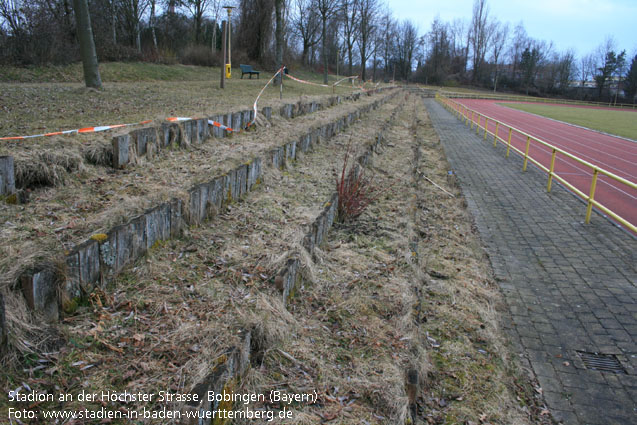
{"left": 180, "top": 45, "right": 220, "bottom": 67}
{"left": 336, "top": 142, "right": 378, "bottom": 222}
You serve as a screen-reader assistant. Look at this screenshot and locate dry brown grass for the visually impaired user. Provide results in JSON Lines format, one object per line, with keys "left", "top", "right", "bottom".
{"left": 405, "top": 102, "right": 548, "bottom": 424}
{"left": 0, "top": 92, "right": 385, "bottom": 296}
{"left": 0, "top": 92, "right": 548, "bottom": 425}
{"left": 0, "top": 66, "right": 363, "bottom": 140}
{"left": 0, "top": 92, "right": 400, "bottom": 422}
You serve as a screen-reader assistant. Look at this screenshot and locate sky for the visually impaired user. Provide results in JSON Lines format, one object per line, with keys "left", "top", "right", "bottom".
{"left": 389, "top": 0, "right": 637, "bottom": 58}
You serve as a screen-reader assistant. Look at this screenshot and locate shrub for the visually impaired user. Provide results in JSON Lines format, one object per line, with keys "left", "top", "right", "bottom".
{"left": 179, "top": 45, "right": 220, "bottom": 67}
{"left": 336, "top": 142, "right": 378, "bottom": 222}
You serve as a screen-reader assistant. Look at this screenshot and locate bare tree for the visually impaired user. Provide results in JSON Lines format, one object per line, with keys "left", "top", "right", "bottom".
{"left": 108, "top": 0, "right": 117, "bottom": 44}
{"left": 274, "top": 0, "right": 284, "bottom": 83}
{"left": 182, "top": 0, "right": 214, "bottom": 44}
{"left": 237, "top": 0, "right": 275, "bottom": 63}
{"left": 291, "top": 0, "right": 320, "bottom": 65}
{"left": 378, "top": 10, "right": 395, "bottom": 77}
{"left": 120, "top": 0, "right": 149, "bottom": 52}
{"left": 424, "top": 16, "right": 452, "bottom": 84}
{"left": 209, "top": 1, "right": 221, "bottom": 53}
{"left": 449, "top": 18, "right": 468, "bottom": 75}
{"left": 149, "top": 0, "right": 158, "bottom": 51}
{"left": 490, "top": 21, "right": 508, "bottom": 92}
{"left": 340, "top": 0, "right": 358, "bottom": 76}
{"left": 580, "top": 52, "right": 596, "bottom": 88}
{"left": 469, "top": 0, "right": 494, "bottom": 83}
{"left": 507, "top": 21, "right": 527, "bottom": 84}
{"left": 356, "top": 0, "right": 378, "bottom": 81}
{"left": 316, "top": 0, "right": 338, "bottom": 83}
{"left": 0, "top": 0, "right": 26, "bottom": 36}
{"left": 73, "top": 0, "right": 102, "bottom": 89}
{"left": 395, "top": 19, "right": 418, "bottom": 80}
{"left": 556, "top": 49, "right": 577, "bottom": 92}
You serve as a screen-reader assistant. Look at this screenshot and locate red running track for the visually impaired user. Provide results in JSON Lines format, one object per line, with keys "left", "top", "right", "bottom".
{"left": 454, "top": 99, "right": 637, "bottom": 231}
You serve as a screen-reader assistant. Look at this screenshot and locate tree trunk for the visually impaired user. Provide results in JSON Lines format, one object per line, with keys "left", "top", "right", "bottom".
{"left": 275, "top": 0, "right": 284, "bottom": 85}
{"left": 62, "top": 0, "right": 74, "bottom": 40}
{"left": 111, "top": 0, "right": 117, "bottom": 44}
{"left": 322, "top": 18, "right": 328, "bottom": 84}
{"left": 372, "top": 49, "right": 377, "bottom": 82}
{"left": 135, "top": 21, "right": 141, "bottom": 52}
{"left": 348, "top": 48, "right": 353, "bottom": 76}
{"left": 360, "top": 44, "right": 366, "bottom": 81}
{"left": 302, "top": 44, "right": 308, "bottom": 65}
{"left": 211, "top": 20, "right": 216, "bottom": 53}
{"left": 73, "top": 0, "right": 102, "bottom": 89}
{"left": 150, "top": 1, "right": 158, "bottom": 52}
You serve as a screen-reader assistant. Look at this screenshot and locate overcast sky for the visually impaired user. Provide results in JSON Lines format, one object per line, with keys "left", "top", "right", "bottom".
{"left": 390, "top": 0, "right": 637, "bottom": 58}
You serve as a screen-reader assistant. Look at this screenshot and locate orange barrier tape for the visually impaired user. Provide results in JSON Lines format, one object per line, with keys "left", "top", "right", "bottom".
{"left": 355, "top": 80, "right": 378, "bottom": 93}
{"left": 333, "top": 75, "right": 359, "bottom": 87}
{"left": 166, "top": 116, "right": 236, "bottom": 132}
{"left": 249, "top": 66, "right": 285, "bottom": 129}
{"left": 284, "top": 73, "right": 329, "bottom": 87}
{"left": 207, "top": 119, "right": 234, "bottom": 132}
{"left": 2, "top": 65, "right": 350, "bottom": 141}
{"left": 0, "top": 119, "right": 153, "bottom": 141}
{"left": 0, "top": 114, "right": 241, "bottom": 142}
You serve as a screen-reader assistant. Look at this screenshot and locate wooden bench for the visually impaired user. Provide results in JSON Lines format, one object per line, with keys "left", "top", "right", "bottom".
{"left": 240, "top": 64, "right": 260, "bottom": 79}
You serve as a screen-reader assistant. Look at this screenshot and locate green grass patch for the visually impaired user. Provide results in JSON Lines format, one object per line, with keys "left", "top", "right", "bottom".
{"left": 501, "top": 102, "right": 637, "bottom": 140}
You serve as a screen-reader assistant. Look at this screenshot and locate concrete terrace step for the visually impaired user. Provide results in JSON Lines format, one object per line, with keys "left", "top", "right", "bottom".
{"left": 0, "top": 89, "right": 399, "bottom": 350}
{"left": 40, "top": 94, "right": 405, "bottom": 422}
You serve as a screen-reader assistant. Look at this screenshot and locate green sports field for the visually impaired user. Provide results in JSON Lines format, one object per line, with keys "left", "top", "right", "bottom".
{"left": 500, "top": 102, "right": 637, "bottom": 140}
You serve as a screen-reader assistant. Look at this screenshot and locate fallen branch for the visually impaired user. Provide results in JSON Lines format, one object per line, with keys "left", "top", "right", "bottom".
{"left": 419, "top": 172, "right": 455, "bottom": 198}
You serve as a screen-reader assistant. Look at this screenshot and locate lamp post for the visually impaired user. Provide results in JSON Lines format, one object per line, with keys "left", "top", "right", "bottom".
{"left": 223, "top": 5, "right": 235, "bottom": 79}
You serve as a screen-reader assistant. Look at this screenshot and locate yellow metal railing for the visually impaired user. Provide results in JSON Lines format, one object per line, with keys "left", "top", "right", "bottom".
{"left": 438, "top": 90, "right": 637, "bottom": 110}
{"left": 435, "top": 94, "right": 637, "bottom": 233}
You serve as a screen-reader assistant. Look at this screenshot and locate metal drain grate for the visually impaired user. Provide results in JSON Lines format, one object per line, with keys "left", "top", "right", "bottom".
{"left": 576, "top": 351, "right": 626, "bottom": 374}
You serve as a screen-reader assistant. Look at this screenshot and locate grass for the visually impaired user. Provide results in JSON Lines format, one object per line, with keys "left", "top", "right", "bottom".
{"left": 0, "top": 93, "right": 546, "bottom": 425}
{"left": 0, "top": 62, "right": 361, "bottom": 138}
{"left": 500, "top": 102, "right": 637, "bottom": 140}
{"left": 0, "top": 66, "right": 546, "bottom": 423}
{"left": 0, "top": 62, "right": 219, "bottom": 83}
{"left": 0, "top": 96, "right": 403, "bottom": 424}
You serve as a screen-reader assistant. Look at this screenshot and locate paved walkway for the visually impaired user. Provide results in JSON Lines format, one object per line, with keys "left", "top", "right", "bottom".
{"left": 423, "top": 99, "right": 637, "bottom": 425}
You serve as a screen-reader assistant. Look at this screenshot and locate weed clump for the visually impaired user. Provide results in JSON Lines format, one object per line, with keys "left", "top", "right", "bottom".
{"left": 335, "top": 141, "right": 378, "bottom": 222}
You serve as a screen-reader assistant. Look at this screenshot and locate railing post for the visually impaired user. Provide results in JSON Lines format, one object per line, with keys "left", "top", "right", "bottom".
{"left": 547, "top": 149, "right": 557, "bottom": 192}
{"left": 506, "top": 128, "right": 512, "bottom": 157}
{"left": 470, "top": 111, "right": 474, "bottom": 129}
{"left": 476, "top": 116, "right": 480, "bottom": 134}
{"left": 484, "top": 118, "right": 489, "bottom": 139}
{"left": 523, "top": 136, "right": 531, "bottom": 171}
{"left": 494, "top": 122, "right": 499, "bottom": 146}
{"left": 585, "top": 170, "right": 599, "bottom": 224}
